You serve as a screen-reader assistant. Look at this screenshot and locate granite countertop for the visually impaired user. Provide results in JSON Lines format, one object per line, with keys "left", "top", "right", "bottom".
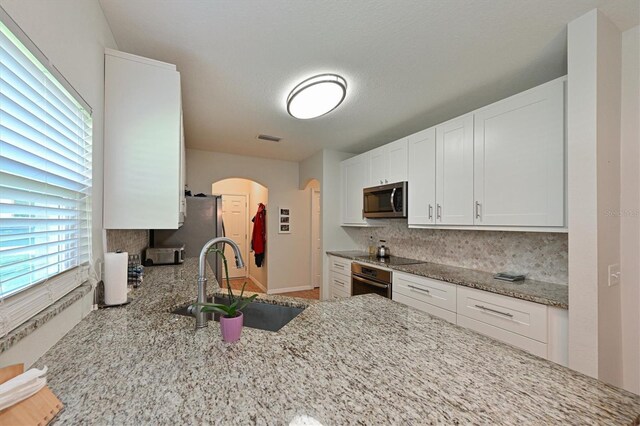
{"left": 34, "top": 258, "right": 638, "bottom": 424}
{"left": 327, "top": 250, "right": 569, "bottom": 309}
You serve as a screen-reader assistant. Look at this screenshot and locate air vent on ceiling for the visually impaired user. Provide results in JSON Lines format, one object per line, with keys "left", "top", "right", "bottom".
{"left": 257, "top": 134, "right": 282, "bottom": 142}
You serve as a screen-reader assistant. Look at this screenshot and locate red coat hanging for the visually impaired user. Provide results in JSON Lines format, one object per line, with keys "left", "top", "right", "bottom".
{"left": 251, "top": 203, "right": 266, "bottom": 267}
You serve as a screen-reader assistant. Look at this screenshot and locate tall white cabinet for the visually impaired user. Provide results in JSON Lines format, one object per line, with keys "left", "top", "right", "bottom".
{"left": 103, "top": 49, "right": 185, "bottom": 229}
{"left": 407, "top": 128, "right": 436, "bottom": 225}
{"left": 473, "top": 78, "right": 565, "bottom": 226}
{"left": 435, "top": 114, "right": 474, "bottom": 225}
{"left": 340, "top": 152, "right": 370, "bottom": 225}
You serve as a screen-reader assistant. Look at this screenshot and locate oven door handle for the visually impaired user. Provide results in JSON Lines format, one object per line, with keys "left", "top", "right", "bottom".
{"left": 352, "top": 275, "right": 389, "bottom": 289}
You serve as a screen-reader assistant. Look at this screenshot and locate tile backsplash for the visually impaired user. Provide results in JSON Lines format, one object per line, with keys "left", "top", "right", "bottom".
{"left": 344, "top": 221, "right": 568, "bottom": 284}
{"left": 106, "top": 229, "right": 149, "bottom": 257}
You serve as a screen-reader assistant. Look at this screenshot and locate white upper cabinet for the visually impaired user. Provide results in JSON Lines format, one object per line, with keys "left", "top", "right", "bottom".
{"left": 386, "top": 138, "right": 409, "bottom": 183}
{"left": 369, "top": 146, "right": 387, "bottom": 186}
{"left": 341, "top": 76, "right": 566, "bottom": 231}
{"left": 408, "top": 127, "right": 436, "bottom": 225}
{"left": 369, "top": 138, "right": 408, "bottom": 186}
{"left": 341, "top": 152, "right": 370, "bottom": 225}
{"left": 104, "top": 49, "right": 183, "bottom": 229}
{"left": 473, "top": 78, "right": 565, "bottom": 226}
{"left": 436, "top": 113, "right": 474, "bottom": 225}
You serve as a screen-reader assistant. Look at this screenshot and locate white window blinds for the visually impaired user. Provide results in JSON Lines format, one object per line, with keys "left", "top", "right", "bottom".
{"left": 0, "top": 12, "right": 92, "bottom": 335}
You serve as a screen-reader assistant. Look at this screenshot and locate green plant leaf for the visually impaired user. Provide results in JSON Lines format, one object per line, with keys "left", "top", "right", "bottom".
{"left": 236, "top": 294, "right": 258, "bottom": 312}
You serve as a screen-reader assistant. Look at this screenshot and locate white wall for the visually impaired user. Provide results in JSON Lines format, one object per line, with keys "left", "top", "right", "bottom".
{"left": 0, "top": 0, "right": 117, "bottom": 361}
{"left": 187, "top": 149, "right": 312, "bottom": 293}
{"left": 620, "top": 24, "right": 640, "bottom": 394}
{"left": 299, "top": 150, "right": 323, "bottom": 190}
{"left": 567, "top": 9, "right": 625, "bottom": 386}
{"left": 321, "top": 150, "right": 358, "bottom": 299}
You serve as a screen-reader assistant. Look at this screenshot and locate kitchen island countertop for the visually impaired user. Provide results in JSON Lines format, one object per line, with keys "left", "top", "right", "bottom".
{"left": 35, "top": 258, "right": 637, "bottom": 424}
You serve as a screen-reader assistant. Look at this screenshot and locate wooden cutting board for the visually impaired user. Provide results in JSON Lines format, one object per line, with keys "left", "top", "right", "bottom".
{"left": 0, "top": 364, "right": 63, "bottom": 425}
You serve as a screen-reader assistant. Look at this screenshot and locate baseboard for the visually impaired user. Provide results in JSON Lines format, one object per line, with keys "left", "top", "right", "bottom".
{"left": 267, "top": 285, "right": 314, "bottom": 295}
{"left": 248, "top": 274, "right": 267, "bottom": 292}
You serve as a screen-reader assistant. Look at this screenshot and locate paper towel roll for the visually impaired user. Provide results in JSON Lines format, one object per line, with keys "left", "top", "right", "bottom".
{"left": 104, "top": 252, "right": 128, "bottom": 305}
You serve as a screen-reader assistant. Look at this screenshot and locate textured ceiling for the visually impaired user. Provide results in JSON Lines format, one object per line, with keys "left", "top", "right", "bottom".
{"left": 98, "top": 0, "right": 639, "bottom": 161}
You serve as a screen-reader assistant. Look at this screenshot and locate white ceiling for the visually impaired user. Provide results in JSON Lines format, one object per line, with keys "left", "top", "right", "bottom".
{"left": 98, "top": 0, "right": 639, "bottom": 162}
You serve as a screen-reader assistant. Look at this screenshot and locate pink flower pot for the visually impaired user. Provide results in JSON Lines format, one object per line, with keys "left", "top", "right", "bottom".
{"left": 219, "top": 311, "right": 243, "bottom": 342}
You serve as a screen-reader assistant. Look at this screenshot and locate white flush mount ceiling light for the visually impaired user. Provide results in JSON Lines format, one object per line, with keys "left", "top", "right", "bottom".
{"left": 287, "top": 74, "right": 347, "bottom": 119}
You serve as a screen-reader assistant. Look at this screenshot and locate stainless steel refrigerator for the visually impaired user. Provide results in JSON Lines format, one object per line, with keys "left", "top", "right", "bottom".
{"left": 153, "top": 196, "right": 224, "bottom": 286}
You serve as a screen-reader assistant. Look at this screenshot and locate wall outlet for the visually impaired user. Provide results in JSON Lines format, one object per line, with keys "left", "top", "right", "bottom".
{"left": 608, "top": 263, "right": 620, "bottom": 287}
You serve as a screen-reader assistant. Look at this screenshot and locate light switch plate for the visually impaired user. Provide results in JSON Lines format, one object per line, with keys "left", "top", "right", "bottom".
{"left": 608, "top": 263, "right": 620, "bottom": 287}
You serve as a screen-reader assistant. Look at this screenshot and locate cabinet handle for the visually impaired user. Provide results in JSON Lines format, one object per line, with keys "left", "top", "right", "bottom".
{"left": 475, "top": 304, "right": 513, "bottom": 318}
{"left": 385, "top": 179, "right": 388, "bottom": 184}
{"left": 334, "top": 263, "right": 345, "bottom": 269}
{"left": 475, "top": 201, "right": 481, "bottom": 219}
{"left": 334, "top": 279, "right": 346, "bottom": 287}
{"left": 408, "top": 284, "right": 430, "bottom": 294}
{"left": 436, "top": 204, "right": 442, "bottom": 220}
{"left": 428, "top": 204, "right": 433, "bottom": 220}
{"left": 380, "top": 180, "right": 383, "bottom": 184}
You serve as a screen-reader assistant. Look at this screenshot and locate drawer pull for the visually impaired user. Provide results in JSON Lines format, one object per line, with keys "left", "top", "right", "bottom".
{"left": 334, "top": 263, "right": 345, "bottom": 269}
{"left": 334, "top": 279, "right": 346, "bottom": 287}
{"left": 408, "top": 284, "right": 430, "bottom": 294}
{"left": 475, "top": 304, "right": 513, "bottom": 318}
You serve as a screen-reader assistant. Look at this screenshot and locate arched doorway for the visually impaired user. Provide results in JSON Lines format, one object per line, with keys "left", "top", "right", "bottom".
{"left": 212, "top": 178, "right": 268, "bottom": 293}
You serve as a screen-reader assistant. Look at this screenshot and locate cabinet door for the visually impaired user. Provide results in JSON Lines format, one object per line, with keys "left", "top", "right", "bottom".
{"left": 341, "top": 153, "right": 370, "bottom": 225}
{"left": 408, "top": 128, "right": 436, "bottom": 225}
{"left": 104, "top": 52, "right": 181, "bottom": 229}
{"left": 436, "top": 114, "right": 474, "bottom": 225}
{"left": 386, "top": 138, "right": 408, "bottom": 183}
{"left": 369, "top": 146, "right": 387, "bottom": 186}
{"left": 179, "top": 109, "right": 186, "bottom": 224}
{"left": 474, "top": 78, "right": 565, "bottom": 226}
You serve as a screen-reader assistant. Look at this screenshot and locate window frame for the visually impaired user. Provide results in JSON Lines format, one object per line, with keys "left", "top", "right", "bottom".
{"left": 0, "top": 5, "right": 93, "bottom": 337}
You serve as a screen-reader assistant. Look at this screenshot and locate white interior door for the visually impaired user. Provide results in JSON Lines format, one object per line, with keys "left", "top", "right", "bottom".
{"left": 311, "top": 190, "right": 321, "bottom": 288}
{"left": 221, "top": 194, "right": 248, "bottom": 278}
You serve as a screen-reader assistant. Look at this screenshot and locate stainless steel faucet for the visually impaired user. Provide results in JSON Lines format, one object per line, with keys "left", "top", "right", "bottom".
{"left": 193, "top": 237, "right": 245, "bottom": 329}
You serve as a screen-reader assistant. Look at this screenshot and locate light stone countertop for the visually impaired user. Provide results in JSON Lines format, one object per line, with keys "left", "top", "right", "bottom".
{"left": 328, "top": 250, "right": 569, "bottom": 308}
{"left": 34, "top": 258, "right": 638, "bottom": 425}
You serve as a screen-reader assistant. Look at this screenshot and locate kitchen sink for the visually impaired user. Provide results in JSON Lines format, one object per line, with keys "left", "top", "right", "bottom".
{"left": 171, "top": 297, "right": 305, "bottom": 332}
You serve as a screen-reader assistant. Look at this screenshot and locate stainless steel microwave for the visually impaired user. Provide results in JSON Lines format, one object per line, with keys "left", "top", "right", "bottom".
{"left": 363, "top": 181, "right": 407, "bottom": 218}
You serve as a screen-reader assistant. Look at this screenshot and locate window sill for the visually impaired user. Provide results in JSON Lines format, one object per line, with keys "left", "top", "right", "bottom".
{"left": 0, "top": 283, "right": 93, "bottom": 354}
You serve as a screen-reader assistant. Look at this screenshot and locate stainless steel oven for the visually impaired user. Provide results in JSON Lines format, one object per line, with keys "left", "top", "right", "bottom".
{"left": 351, "top": 262, "right": 392, "bottom": 299}
{"left": 363, "top": 181, "right": 407, "bottom": 218}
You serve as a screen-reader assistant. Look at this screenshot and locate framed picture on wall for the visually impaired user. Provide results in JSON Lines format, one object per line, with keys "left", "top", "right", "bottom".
{"left": 279, "top": 207, "right": 291, "bottom": 234}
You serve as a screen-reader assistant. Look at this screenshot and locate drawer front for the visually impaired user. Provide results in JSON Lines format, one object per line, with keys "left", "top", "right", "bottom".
{"left": 457, "top": 287, "right": 547, "bottom": 343}
{"left": 329, "top": 256, "right": 351, "bottom": 274}
{"left": 393, "top": 292, "right": 456, "bottom": 324}
{"left": 393, "top": 272, "right": 457, "bottom": 312}
{"left": 330, "top": 270, "right": 351, "bottom": 298}
{"left": 457, "top": 315, "right": 547, "bottom": 359}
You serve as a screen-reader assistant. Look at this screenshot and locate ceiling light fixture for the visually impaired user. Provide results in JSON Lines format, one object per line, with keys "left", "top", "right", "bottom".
{"left": 286, "top": 74, "right": 347, "bottom": 119}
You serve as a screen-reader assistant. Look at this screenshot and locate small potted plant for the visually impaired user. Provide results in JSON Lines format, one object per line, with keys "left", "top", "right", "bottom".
{"left": 197, "top": 248, "right": 257, "bottom": 342}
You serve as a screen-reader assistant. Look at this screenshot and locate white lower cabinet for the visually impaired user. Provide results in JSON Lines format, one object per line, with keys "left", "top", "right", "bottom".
{"left": 328, "top": 256, "right": 352, "bottom": 299}
{"left": 392, "top": 272, "right": 456, "bottom": 323}
{"left": 456, "top": 287, "right": 547, "bottom": 343}
{"left": 329, "top": 270, "right": 351, "bottom": 299}
{"left": 392, "top": 272, "right": 568, "bottom": 365}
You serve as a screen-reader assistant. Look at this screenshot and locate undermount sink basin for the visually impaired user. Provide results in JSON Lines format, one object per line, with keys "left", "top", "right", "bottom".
{"left": 172, "top": 297, "right": 305, "bottom": 332}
